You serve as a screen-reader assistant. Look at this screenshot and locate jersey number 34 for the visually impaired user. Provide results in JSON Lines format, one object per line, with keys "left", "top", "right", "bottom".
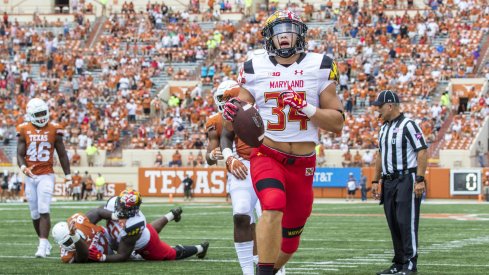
{"left": 265, "top": 92, "right": 309, "bottom": 131}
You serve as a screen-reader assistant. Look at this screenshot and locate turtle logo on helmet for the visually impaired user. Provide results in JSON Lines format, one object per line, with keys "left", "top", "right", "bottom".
{"left": 261, "top": 10, "right": 308, "bottom": 58}
{"left": 115, "top": 189, "right": 142, "bottom": 219}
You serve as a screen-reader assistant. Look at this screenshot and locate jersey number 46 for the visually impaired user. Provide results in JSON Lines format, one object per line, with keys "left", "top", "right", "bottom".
{"left": 27, "top": 141, "right": 51, "bottom": 162}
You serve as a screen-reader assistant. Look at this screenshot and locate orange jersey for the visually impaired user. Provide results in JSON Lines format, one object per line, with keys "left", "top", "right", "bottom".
{"left": 72, "top": 175, "right": 82, "bottom": 187}
{"left": 16, "top": 122, "right": 64, "bottom": 175}
{"left": 205, "top": 113, "right": 251, "bottom": 160}
{"left": 60, "top": 213, "right": 111, "bottom": 263}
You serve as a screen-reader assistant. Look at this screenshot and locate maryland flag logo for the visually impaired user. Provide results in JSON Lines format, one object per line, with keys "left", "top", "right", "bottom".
{"left": 328, "top": 61, "right": 339, "bottom": 82}
{"left": 305, "top": 167, "right": 315, "bottom": 176}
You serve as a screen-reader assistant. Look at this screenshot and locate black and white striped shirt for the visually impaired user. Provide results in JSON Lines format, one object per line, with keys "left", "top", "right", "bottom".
{"left": 378, "top": 113, "right": 428, "bottom": 174}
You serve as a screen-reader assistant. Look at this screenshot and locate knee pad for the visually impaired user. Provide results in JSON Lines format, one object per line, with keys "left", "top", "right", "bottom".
{"left": 30, "top": 210, "right": 40, "bottom": 220}
{"left": 281, "top": 225, "right": 304, "bottom": 254}
{"left": 255, "top": 178, "right": 285, "bottom": 212}
{"left": 232, "top": 197, "right": 252, "bottom": 216}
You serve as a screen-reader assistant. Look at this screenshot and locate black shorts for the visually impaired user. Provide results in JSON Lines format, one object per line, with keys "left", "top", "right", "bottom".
{"left": 348, "top": 189, "right": 356, "bottom": 195}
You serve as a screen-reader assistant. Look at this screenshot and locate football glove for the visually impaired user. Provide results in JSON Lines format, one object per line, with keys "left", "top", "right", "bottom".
{"left": 20, "top": 165, "right": 37, "bottom": 179}
{"left": 225, "top": 156, "right": 248, "bottom": 180}
{"left": 280, "top": 87, "right": 316, "bottom": 117}
{"left": 65, "top": 174, "right": 72, "bottom": 187}
{"left": 209, "top": 147, "right": 223, "bottom": 161}
{"left": 223, "top": 97, "right": 241, "bottom": 122}
{"left": 88, "top": 246, "right": 106, "bottom": 262}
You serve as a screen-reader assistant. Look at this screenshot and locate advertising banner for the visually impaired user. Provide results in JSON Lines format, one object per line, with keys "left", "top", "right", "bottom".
{"left": 138, "top": 167, "right": 227, "bottom": 197}
{"left": 313, "top": 167, "right": 362, "bottom": 187}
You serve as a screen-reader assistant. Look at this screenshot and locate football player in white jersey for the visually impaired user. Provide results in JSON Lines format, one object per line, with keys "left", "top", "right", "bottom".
{"left": 17, "top": 98, "right": 72, "bottom": 258}
{"left": 85, "top": 189, "right": 209, "bottom": 262}
{"left": 206, "top": 80, "right": 261, "bottom": 275}
{"left": 222, "top": 10, "right": 344, "bottom": 275}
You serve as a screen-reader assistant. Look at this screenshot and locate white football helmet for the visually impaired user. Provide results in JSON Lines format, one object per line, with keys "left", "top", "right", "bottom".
{"left": 52, "top": 222, "right": 75, "bottom": 251}
{"left": 26, "top": 98, "right": 49, "bottom": 128}
{"left": 214, "top": 80, "right": 239, "bottom": 113}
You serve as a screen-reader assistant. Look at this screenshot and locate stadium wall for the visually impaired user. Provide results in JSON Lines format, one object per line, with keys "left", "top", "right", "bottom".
{"left": 4, "top": 166, "right": 488, "bottom": 200}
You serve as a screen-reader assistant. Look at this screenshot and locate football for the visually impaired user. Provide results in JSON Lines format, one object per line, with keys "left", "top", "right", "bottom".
{"left": 231, "top": 100, "right": 265, "bottom": 147}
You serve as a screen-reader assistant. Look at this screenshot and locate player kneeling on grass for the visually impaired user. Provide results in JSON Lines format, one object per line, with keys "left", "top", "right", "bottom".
{"left": 85, "top": 189, "right": 209, "bottom": 262}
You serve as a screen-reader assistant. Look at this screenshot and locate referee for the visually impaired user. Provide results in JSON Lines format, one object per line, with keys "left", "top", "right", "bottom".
{"left": 371, "top": 90, "right": 428, "bottom": 275}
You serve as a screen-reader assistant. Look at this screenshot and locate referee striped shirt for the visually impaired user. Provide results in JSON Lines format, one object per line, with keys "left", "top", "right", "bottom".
{"left": 378, "top": 113, "right": 428, "bottom": 174}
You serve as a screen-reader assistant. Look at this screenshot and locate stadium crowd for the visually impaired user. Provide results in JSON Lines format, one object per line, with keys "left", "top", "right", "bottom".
{"left": 1, "top": 0, "right": 489, "bottom": 168}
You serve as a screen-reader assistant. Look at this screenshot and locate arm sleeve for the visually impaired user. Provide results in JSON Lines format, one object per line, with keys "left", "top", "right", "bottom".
{"left": 405, "top": 121, "right": 428, "bottom": 152}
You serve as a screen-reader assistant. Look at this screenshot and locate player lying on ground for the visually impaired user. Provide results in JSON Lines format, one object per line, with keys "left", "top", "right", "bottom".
{"left": 53, "top": 189, "right": 209, "bottom": 262}
{"left": 52, "top": 213, "right": 113, "bottom": 263}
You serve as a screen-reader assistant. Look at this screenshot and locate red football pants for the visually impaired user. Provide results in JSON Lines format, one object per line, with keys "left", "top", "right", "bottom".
{"left": 250, "top": 145, "right": 316, "bottom": 253}
{"left": 136, "top": 224, "right": 177, "bottom": 261}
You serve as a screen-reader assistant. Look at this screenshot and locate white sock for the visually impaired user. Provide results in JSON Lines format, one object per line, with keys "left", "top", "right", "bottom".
{"left": 196, "top": 245, "right": 204, "bottom": 253}
{"left": 164, "top": 212, "right": 175, "bottom": 222}
{"left": 235, "top": 241, "right": 254, "bottom": 275}
{"left": 39, "top": 238, "right": 48, "bottom": 248}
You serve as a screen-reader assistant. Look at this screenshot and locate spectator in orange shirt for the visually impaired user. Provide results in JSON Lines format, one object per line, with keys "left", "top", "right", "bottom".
{"left": 169, "top": 150, "right": 182, "bottom": 167}
{"left": 342, "top": 149, "right": 352, "bottom": 167}
{"left": 72, "top": 171, "right": 82, "bottom": 201}
{"left": 83, "top": 171, "right": 93, "bottom": 201}
{"left": 71, "top": 148, "right": 81, "bottom": 167}
{"left": 353, "top": 151, "right": 363, "bottom": 167}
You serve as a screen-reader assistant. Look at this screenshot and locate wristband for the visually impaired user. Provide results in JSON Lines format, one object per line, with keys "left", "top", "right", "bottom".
{"left": 301, "top": 104, "right": 317, "bottom": 118}
{"left": 222, "top": 148, "right": 233, "bottom": 161}
{"left": 20, "top": 165, "right": 27, "bottom": 172}
{"left": 416, "top": 176, "right": 425, "bottom": 183}
{"left": 65, "top": 174, "right": 72, "bottom": 180}
{"left": 372, "top": 181, "right": 379, "bottom": 184}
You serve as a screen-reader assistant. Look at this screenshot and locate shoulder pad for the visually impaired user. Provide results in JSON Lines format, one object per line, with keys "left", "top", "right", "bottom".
{"left": 243, "top": 60, "right": 254, "bottom": 74}
{"left": 105, "top": 196, "right": 117, "bottom": 211}
{"left": 125, "top": 220, "right": 145, "bottom": 236}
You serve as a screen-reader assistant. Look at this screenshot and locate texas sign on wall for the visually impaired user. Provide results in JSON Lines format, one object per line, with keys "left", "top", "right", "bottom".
{"left": 138, "top": 168, "right": 227, "bottom": 197}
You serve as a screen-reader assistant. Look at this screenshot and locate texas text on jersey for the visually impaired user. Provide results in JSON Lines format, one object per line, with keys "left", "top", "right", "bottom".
{"left": 237, "top": 52, "right": 338, "bottom": 144}
{"left": 61, "top": 213, "right": 112, "bottom": 263}
{"left": 105, "top": 196, "right": 150, "bottom": 251}
{"left": 16, "top": 121, "right": 64, "bottom": 175}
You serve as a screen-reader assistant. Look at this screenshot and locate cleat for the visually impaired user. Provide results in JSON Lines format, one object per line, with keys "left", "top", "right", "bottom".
{"left": 35, "top": 246, "right": 47, "bottom": 258}
{"left": 377, "top": 265, "right": 402, "bottom": 275}
{"left": 196, "top": 241, "right": 209, "bottom": 259}
{"left": 45, "top": 242, "right": 52, "bottom": 256}
{"left": 275, "top": 266, "right": 286, "bottom": 275}
{"left": 171, "top": 207, "right": 183, "bottom": 222}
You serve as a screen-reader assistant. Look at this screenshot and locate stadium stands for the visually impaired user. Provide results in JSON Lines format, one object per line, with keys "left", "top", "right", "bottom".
{"left": 0, "top": 0, "right": 488, "bottom": 169}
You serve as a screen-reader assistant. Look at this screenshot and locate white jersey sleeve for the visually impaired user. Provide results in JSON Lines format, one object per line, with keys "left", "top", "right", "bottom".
{"left": 238, "top": 60, "right": 256, "bottom": 98}
{"left": 317, "top": 55, "right": 339, "bottom": 93}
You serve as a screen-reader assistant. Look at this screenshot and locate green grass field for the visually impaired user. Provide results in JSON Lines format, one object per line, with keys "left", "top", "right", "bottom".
{"left": 0, "top": 200, "right": 488, "bottom": 274}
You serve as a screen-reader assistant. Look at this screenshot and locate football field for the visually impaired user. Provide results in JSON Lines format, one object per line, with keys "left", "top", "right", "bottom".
{"left": 0, "top": 200, "right": 488, "bottom": 274}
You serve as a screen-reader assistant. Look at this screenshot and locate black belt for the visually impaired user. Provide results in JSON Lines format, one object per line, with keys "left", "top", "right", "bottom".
{"left": 382, "top": 168, "right": 417, "bottom": 181}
